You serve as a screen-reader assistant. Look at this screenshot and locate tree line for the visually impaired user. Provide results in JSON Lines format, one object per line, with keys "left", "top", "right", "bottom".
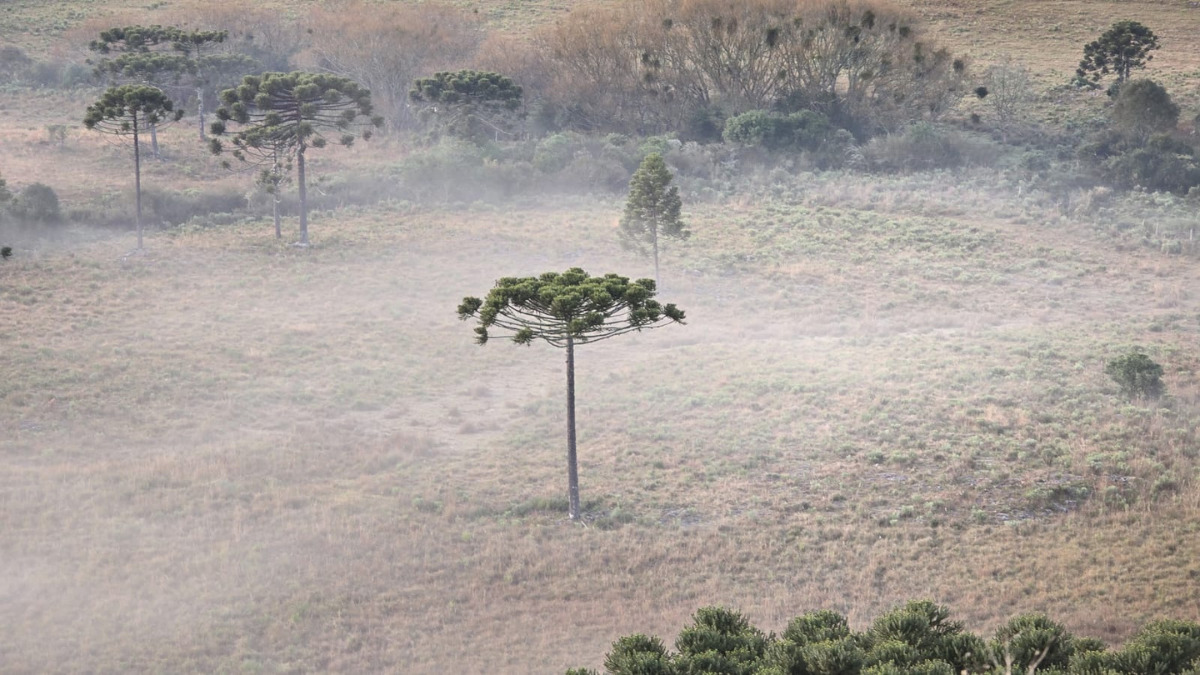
{"left": 567, "top": 601, "right": 1200, "bottom": 675}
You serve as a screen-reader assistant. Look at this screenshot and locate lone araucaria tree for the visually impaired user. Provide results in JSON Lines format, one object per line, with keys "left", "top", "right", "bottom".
{"left": 210, "top": 71, "right": 381, "bottom": 245}
{"left": 457, "top": 268, "right": 686, "bottom": 521}
{"left": 1077, "top": 21, "right": 1159, "bottom": 92}
{"left": 620, "top": 153, "right": 688, "bottom": 289}
{"left": 83, "top": 84, "right": 183, "bottom": 250}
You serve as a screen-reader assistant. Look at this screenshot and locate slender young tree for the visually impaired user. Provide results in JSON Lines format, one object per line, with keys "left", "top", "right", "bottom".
{"left": 457, "top": 268, "right": 685, "bottom": 521}
{"left": 620, "top": 153, "right": 688, "bottom": 288}
{"left": 210, "top": 71, "right": 381, "bottom": 245}
{"left": 83, "top": 85, "right": 183, "bottom": 250}
{"left": 211, "top": 124, "right": 294, "bottom": 239}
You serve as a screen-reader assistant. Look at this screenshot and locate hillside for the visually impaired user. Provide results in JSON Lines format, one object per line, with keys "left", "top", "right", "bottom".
{"left": 2, "top": 0, "right": 1200, "bottom": 672}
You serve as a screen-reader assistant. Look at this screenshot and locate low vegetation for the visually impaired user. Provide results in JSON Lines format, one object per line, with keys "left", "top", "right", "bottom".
{"left": 572, "top": 602, "right": 1200, "bottom": 674}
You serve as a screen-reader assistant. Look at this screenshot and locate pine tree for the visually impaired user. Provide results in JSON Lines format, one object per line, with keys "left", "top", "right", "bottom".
{"left": 620, "top": 153, "right": 688, "bottom": 288}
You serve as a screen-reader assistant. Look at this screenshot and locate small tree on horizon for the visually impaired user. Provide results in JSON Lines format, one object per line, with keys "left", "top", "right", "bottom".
{"left": 620, "top": 153, "right": 688, "bottom": 289}
{"left": 457, "top": 268, "right": 685, "bottom": 521}
{"left": 210, "top": 71, "right": 381, "bottom": 245}
{"left": 1076, "top": 21, "right": 1159, "bottom": 92}
{"left": 83, "top": 84, "right": 183, "bottom": 250}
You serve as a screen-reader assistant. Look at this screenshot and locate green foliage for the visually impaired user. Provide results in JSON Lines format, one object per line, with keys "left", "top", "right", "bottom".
{"left": 213, "top": 71, "right": 379, "bottom": 142}
{"left": 457, "top": 268, "right": 685, "bottom": 347}
{"left": 1105, "top": 350, "right": 1164, "bottom": 399}
{"left": 10, "top": 183, "right": 62, "bottom": 225}
{"left": 83, "top": 84, "right": 183, "bottom": 133}
{"left": 1081, "top": 132, "right": 1200, "bottom": 194}
{"left": 582, "top": 605, "right": 1200, "bottom": 674}
{"left": 1111, "top": 79, "right": 1180, "bottom": 140}
{"left": 723, "top": 110, "right": 833, "bottom": 153}
{"left": 991, "top": 613, "right": 1075, "bottom": 671}
{"left": 0, "top": 246, "right": 11, "bottom": 260}
{"left": 620, "top": 153, "right": 687, "bottom": 281}
{"left": 604, "top": 634, "right": 674, "bottom": 675}
{"left": 865, "top": 601, "right": 985, "bottom": 673}
{"left": 410, "top": 70, "right": 523, "bottom": 142}
{"left": 211, "top": 71, "right": 381, "bottom": 243}
{"left": 674, "top": 606, "right": 769, "bottom": 675}
{"left": 1109, "top": 620, "right": 1200, "bottom": 674}
{"left": 782, "top": 610, "right": 853, "bottom": 645}
{"left": 1076, "top": 21, "right": 1159, "bottom": 88}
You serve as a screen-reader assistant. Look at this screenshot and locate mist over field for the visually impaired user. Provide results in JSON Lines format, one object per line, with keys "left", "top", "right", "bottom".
{"left": 3, "top": 0, "right": 1200, "bottom": 673}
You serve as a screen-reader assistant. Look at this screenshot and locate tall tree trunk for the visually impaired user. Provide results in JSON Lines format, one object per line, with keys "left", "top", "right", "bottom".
{"left": 149, "top": 122, "right": 160, "bottom": 160}
{"left": 652, "top": 223, "right": 661, "bottom": 290}
{"left": 133, "top": 114, "right": 143, "bottom": 251}
{"left": 272, "top": 150, "right": 282, "bottom": 239}
{"left": 566, "top": 335, "right": 580, "bottom": 521}
{"left": 297, "top": 146, "right": 308, "bottom": 245}
{"left": 273, "top": 188, "right": 282, "bottom": 240}
{"left": 197, "top": 86, "right": 206, "bottom": 141}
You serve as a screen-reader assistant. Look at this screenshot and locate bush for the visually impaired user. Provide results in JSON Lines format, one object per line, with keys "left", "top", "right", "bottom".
{"left": 723, "top": 109, "right": 834, "bottom": 153}
{"left": 1105, "top": 135, "right": 1200, "bottom": 194}
{"left": 991, "top": 613, "right": 1075, "bottom": 671}
{"left": 604, "top": 634, "right": 673, "bottom": 675}
{"left": 1105, "top": 350, "right": 1164, "bottom": 398}
{"left": 1112, "top": 79, "right": 1180, "bottom": 140}
{"left": 580, "top": 603, "right": 1200, "bottom": 675}
{"left": 10, "top": 183, "right": 62, "bottom": 224}
{"left": 863, "top": 124, "right": 1002, "bottom": 172}
{"left": 674, "top": 606, "right": 769, "bottom": 674}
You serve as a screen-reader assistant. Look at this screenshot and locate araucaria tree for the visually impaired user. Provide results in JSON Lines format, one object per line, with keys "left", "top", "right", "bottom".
{"left": 83, "top": 85, "right": 183, "bottom": 250}
{"left": 457, "top": 268, "right": 685, "bottom": 521}
{"left": 1077, "top": 21, "right": 1159, "bottom": 91}
{"left": 620, "top": 153, "right": 688, "bottom": 288}
{"left": 410, "top": 70, "right": 523, "bottom": 142}
{"left": 210, "top": 72, "right": 381, "bottom": 245}
{"left": 91, "top": 26, "right": 258, "bottom": 145}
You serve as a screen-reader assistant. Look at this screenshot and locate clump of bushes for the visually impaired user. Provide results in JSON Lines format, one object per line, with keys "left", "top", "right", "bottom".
{"left": 0, "top": 179, "right": 63, "bottom": 226}
{"left": 1106, "top": 350, "right": 1164, "bottom": 399}
{"left": 723, "top": 109, "right": 834, "bottom": 153}
{"left": 569, "top": 601, "right": 1200, "bottom": 674}
{"left": 863, "top": 123, "right": 1004, "bottom": 172}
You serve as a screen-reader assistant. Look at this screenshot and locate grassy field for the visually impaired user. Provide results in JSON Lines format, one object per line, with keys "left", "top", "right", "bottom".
{"left": 3, "top": 0, "right": 1200, "bottom": 673}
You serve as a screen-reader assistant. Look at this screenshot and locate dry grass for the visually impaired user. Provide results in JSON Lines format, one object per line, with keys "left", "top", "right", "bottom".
{"left": 3, "top": 182, "right": 1200, "bottom": 671}
{"left": 3, "top": 0, "right": 1200, "bottom": 672}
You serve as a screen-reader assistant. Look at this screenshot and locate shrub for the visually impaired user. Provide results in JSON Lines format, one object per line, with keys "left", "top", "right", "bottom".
{"left": 604, "top": 634, "right": 673, "bottom": 675}
{"left": 723, "top": 109, "right": 834, "bottom": 152}
{"left": 674, "top": 606, "right": 769, "bottom": 674}
{"left": 991, "top": 613, "right": 1075, "bottom": 671}
{"left": 864, "top": 124, "right": 1001, "bottom": 172}
{"left": 1112, "top": 79, "right": 1180, "bottom": 140}
{"left": 1105, "top": 350, "right": 1164, "bottom": 398}
{"left": 11, "top": 183, "right": 62, "bottom": 224}
{"left": 1103, "top": 135, "right": 1200, "bottom": 194}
